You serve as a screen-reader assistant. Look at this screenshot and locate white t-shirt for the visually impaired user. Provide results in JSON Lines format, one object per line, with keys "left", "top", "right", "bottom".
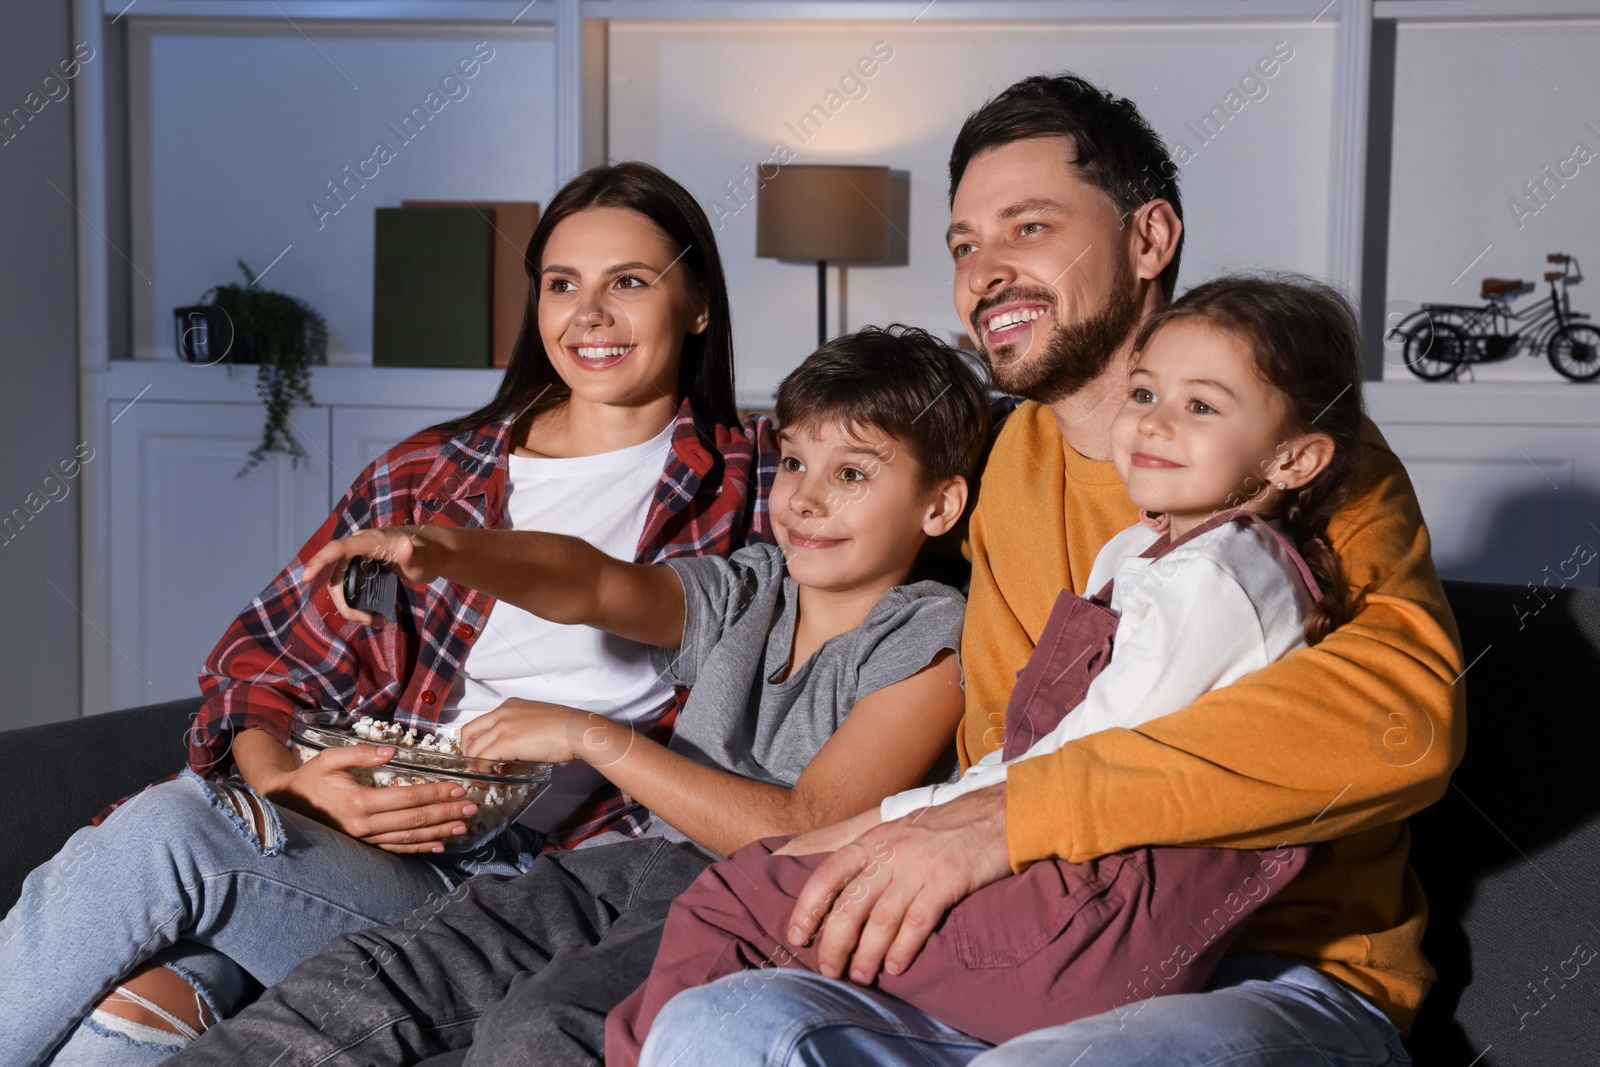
{"left": 438, "top": 419, "right": 676, "bottom": 831}
{"left": 880, "top": 517, "right": 1316, "bottom": 820}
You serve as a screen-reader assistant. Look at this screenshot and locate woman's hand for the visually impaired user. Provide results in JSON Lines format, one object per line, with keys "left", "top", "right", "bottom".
{"left": 460, "top": 698, "right": 584, "bottom": 764}
{"left": 260, "top": 743, "right": 479, "bottom": 854}
{"left": 301, "top": 526, "right": 439, "bottom": 627}
{"left": 777, "top": 807, "right": 884, "bottom": 856}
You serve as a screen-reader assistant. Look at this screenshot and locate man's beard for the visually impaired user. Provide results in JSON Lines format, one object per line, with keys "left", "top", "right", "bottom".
{"left": 976, "top": 257, "right": 1142, "bottom": 405}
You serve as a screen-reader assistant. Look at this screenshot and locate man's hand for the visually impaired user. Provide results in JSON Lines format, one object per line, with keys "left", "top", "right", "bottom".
{"left": 777, "top": 807, "right": 883, "bottom": 856}
{"left": 787, "top": 784, "right": 1012, "bottom": 985}
{"left": 460, "top": 698, "right": 582, "bottom": 764}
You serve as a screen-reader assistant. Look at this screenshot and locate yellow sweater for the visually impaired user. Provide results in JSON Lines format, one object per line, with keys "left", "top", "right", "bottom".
{"left": 962, "top": 401, "right": 1465, "bottom": 1036}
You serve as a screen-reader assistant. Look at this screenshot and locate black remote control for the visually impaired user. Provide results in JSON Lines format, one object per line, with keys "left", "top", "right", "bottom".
{"left": 343, "top": 556, "right": 398, "bottom": 618}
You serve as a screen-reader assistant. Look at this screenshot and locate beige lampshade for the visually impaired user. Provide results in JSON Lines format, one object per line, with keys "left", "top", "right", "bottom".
{"left": 757, "top": 165, "right": 894, "bottom": 263}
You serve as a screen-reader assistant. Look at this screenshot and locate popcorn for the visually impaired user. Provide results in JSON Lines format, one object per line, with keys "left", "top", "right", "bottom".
{"left": 349, "top": 716, "right": 461, "bottom": 755}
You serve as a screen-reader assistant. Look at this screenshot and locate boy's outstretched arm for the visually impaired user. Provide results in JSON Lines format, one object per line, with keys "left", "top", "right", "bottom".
{"left": 301, "top": 525, "right": 686, "bottom": 649}
{"left": 535, "top": 648, "right": 963, "bottom": 858}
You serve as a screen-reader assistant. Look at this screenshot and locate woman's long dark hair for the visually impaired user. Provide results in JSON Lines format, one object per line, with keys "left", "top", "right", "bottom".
{"left": 1131, "top": 273, "right": 1365, "bottom": 645}
{"left": 430, "top": 161, "right": 738, "bottom": 438}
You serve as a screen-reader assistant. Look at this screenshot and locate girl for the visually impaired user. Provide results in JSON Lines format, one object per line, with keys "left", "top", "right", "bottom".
{"left": 609, "top": 272, "right": 1369, "bottom": 1065}
{"left": 0, "top": 161, "right": 775, "bottom": 1065}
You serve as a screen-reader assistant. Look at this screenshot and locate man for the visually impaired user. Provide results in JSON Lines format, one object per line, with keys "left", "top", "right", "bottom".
{"left": 640, "top": 73, "right": 1461, "bottom": 1067}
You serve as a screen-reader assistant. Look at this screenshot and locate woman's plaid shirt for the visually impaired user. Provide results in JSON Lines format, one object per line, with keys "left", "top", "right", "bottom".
{"left": 181, "top": 400, "right": 776, "bottom": 849}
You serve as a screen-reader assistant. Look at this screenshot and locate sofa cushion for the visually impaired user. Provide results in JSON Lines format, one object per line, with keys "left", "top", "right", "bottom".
{"left": 1405, "top": 581, "right": 1600, "bottom": 1063}
{"left": 0, "top": 697, "right": 200, "bottom": 914}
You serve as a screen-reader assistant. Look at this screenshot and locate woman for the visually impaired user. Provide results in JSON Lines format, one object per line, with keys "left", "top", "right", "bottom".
{"left": 0, "top": 161, "right": 775, "bottom": 1065}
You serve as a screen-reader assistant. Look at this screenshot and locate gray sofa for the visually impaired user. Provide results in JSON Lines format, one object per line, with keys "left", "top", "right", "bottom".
{"left": 2, "top": 579, "right": 1596, "bottom": 1064}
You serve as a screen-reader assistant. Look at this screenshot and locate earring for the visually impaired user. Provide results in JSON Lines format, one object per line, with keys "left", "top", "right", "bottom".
{"left": 1276, "top": 482, "right": 1287, "bottom": 490}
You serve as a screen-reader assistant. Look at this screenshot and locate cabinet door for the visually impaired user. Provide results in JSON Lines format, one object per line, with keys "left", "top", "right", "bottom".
{"left": 1375, "top": 423, "right": 1600, "bottom": 586}
{"left": 107, "top": 401, "right": 332, "bottom": 709}
{"left": 329, "top": 406, "right": 479, "bottom": 508}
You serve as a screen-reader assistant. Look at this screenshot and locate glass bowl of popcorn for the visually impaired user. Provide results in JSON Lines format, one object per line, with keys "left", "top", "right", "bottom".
{"left": 288, "top": 710, "right": 554, "bottom": 852}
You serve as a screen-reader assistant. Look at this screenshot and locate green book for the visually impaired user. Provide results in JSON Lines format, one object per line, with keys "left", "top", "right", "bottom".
{"left": 372, "top": 207, "right": 492, "bottom": 368}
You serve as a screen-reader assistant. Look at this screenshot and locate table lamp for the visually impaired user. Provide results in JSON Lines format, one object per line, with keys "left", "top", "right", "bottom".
{"left": 757, "top": 164, "right": 899, "bottom": 346}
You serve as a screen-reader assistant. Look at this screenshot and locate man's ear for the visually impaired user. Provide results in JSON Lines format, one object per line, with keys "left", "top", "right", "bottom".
{"left": 1130, "top": 198, "right": 1182, "bottom": 288}
{"left": 922, "top": 475, "right": 969, "bottom": 538}
{"left": 1272, "top": 432, "right": 1335, "bottom": 491}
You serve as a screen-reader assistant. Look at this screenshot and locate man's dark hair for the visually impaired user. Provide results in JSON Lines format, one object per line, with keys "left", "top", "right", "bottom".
{"left": 948, "top": 73, "right": 1185, "bottom": 302}
{"left": 776, "top": 324, "right": 991, "bottom": 487}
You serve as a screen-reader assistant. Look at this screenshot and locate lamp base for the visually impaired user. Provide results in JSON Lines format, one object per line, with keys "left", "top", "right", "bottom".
{"left": 817, "top": 259, "right": 827, "bottom": 348}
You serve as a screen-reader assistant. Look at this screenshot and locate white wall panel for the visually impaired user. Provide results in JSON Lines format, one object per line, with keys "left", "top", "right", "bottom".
{"left": 1386, "top": 16, "right": 1600, "bottom": 382}
{"left": 610, "top": 18, "right": 1339, "bottom": 400}
{"left": 129, "top": 21, "right": 557, "bottom": 364}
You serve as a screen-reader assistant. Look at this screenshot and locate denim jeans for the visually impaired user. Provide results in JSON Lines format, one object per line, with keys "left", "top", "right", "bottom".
{"left": 168, "top": 835, "right": 710, "bottom": 1067}
{"left": 638, "top": 952, "right": 1414, "bottom": 1067}
{"left": 0, "top": 769, "right": 538, "bottom": 1067}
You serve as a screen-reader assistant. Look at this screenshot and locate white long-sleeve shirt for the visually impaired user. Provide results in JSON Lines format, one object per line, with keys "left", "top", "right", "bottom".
{"left": 881, "top": 516, "right": 1317, "bottom": 821}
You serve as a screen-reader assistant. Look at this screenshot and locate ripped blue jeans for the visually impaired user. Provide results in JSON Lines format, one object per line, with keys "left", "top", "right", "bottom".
{"left": 0, "top": 769, "right": 539, "bottom": 1067}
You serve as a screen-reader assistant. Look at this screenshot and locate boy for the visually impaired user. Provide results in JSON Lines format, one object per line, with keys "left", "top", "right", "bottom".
{"left": 171, "top": 324, "right": 991, "bottom": 1067}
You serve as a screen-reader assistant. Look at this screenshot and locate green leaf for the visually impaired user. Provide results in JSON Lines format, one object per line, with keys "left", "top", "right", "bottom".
{"left": 205, "top": 261, "right": 326, "bottom": 476}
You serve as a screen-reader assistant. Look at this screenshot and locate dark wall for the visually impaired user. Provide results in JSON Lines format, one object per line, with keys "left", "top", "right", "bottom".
{"left": 0, "top": 0, "right": 84, "bottom": 727}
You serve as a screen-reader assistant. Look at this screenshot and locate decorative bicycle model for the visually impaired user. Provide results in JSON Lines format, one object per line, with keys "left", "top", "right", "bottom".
{"left": 1387, "top": 253, "right": 1599, "bottom": 382}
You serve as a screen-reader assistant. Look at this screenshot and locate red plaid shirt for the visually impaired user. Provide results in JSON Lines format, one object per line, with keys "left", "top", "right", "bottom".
{"left": 168, "top": 400, "right": 774, "bottom": 848}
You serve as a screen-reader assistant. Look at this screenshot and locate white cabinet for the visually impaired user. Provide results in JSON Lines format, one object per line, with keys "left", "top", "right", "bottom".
{"left": 1377, "top": 427, "right": 1595, "bottom": 584}
{"left": 1366, "top": 383, "right": 1600, "bottom": 588}
{"left": 105, "top": 400, "right": 332, "bottom": 710}
{"left": 85, "top": 363, "right": 504, "bottom": 714}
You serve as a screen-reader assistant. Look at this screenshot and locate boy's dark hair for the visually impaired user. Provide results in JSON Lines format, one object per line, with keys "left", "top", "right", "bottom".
{"left": 948, "top": 73, "right": 1184, "bottom": 302}
{"left": 775, "top": 324, "right": 991, "bottom": 488}
{"left": 1131, "top": 273, "right": 1365, "bottom": 646}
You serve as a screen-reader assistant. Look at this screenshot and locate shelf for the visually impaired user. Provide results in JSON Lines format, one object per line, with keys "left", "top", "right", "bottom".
{"left": 1363, "top": 380, "right": 1600, "bottom": 426}
{"left": 91, "top": 360, "right": 509, "bottom": 408}
{"left": 103, "top": 0, "right": 556, "bottom": 23}
{"left": 580, "top": 1, "right": 1337, "bottom": 20}
{"left": 89, "top": 359, "right": 779, "bottom": 409}
{"left": 1373, "top": 1, "right": 1600, "bottom": 19}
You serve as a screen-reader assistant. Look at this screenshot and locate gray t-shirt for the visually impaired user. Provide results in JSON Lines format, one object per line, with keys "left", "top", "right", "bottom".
{"left": 599, "top": 542, "right": 964, "bottom": 851}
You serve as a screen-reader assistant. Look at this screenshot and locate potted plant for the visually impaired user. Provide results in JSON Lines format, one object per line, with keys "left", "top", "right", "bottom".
{"left": 199, "top": 260, "right": 328, "bottom": 475}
